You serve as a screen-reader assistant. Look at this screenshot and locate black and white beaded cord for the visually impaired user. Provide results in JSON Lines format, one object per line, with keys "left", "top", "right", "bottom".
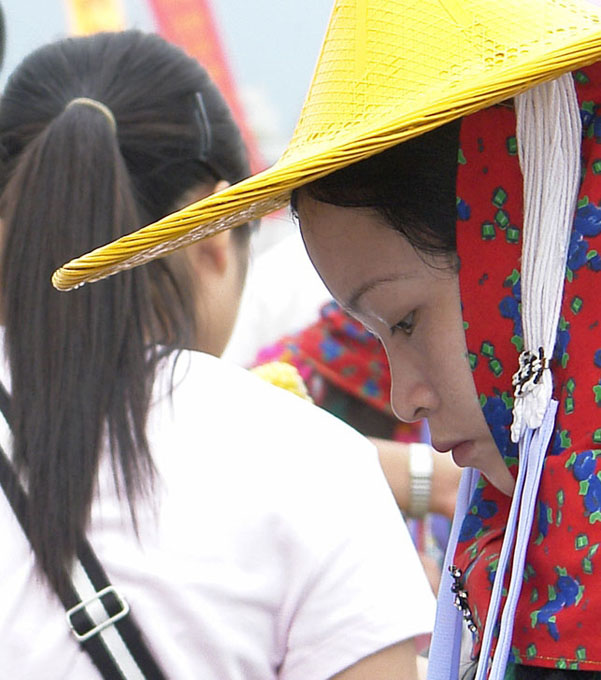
{"left": 448, "top": 565, "right": 477, "bottom": 635}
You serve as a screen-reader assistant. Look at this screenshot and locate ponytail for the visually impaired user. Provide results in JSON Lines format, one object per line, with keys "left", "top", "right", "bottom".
{"left": 1, "top": 102, "right": 156, "bottom": 597}
{"left": 0, "top": 30, "right": 252, "bottom": 598}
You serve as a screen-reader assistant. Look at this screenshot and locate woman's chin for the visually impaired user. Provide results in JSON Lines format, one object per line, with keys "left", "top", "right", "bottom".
{"left": 457, "top": 440, "right": 516, "bottom": 496}
{"left": 481, "top": 461, "right": 515, "bottom": 497}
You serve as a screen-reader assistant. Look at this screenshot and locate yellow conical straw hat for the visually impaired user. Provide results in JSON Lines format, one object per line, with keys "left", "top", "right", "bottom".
{"left": 53, "top": 0, "right": 601, "bottom": 291}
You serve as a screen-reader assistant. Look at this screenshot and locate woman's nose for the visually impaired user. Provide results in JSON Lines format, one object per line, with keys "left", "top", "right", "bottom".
{"left": 389, "top": 359, "right": 438, "bottom": 423}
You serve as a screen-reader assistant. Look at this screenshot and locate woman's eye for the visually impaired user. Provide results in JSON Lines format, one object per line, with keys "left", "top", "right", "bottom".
{"left": 390, "top": 311, "right": 415, "bottom": 336}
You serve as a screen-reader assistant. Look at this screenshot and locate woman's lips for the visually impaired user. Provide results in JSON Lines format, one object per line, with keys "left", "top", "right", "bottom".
{"left": 432, "top": 439, "right": 475, "bottom": 467}
{"left": 450, "top": 440, "right": 475, "bottom": 467}
{"left": 432, "top": 440, "right": 454, "bottom": 453}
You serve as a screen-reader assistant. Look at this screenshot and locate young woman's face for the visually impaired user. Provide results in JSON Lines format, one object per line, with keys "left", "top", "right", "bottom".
{"left": 298, "top": 194, "right": 514, "bottom": 496}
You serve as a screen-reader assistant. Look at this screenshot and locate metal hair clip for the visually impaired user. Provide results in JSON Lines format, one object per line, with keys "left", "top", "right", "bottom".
{"left": 512, "top": 347, "right": 547, "bottom": 398}
{"left": 194, "top": 91, "right": 213, "bottom": 164}
{"left": 194, "top": 91, "right": 225, "bottom": 182}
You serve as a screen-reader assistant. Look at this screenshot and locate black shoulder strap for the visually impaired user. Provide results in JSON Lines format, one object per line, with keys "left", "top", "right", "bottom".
{"left": 0, "top": 382, "right": 167, "bottom": 680}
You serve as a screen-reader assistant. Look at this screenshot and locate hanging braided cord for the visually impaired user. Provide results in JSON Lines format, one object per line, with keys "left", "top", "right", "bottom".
{"left": 511, "top": 74, "right": 582, "bottom": 441}
{"left": 477, "top": 73, "right": 582, "bottom": 679}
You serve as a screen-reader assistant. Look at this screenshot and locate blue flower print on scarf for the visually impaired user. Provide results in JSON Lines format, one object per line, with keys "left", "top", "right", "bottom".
{"left": 565, "top": 449, "right": 601, "bottom": 523}
{"left": 567, "top": 201, "right": 601, "bottom": 276}
{"left": 481, "top": 394, "right": 515, "bottom": 460}
{"left": 499, "top": 270, "right": 523, "bottom": 354}
{"left": 530, "top": 569, "right": 583, "bottom": 642}
{"left": 459, "top": 486, "right": 498, "bottom": 542}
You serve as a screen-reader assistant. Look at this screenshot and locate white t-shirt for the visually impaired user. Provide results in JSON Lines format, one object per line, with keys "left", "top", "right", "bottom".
{"left": 0, "top": 350, "right": 435, "bottom": 679}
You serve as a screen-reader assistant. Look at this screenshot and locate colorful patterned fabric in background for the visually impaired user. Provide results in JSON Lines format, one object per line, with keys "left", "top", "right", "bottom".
{"left": 254, "top": 301, "right": 448, "bottom": 571}
{"left": 455, "top": 63, "right": 601, "bottom": 672}
{"left": 255, "top": 301, "right": 419, "bottom": 440}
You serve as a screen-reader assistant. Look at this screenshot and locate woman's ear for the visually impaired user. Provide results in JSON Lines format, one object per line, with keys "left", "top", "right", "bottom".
{"left": 188, "top": 229, "right": 232, "bottom": 276}
{"left": 175, "top": 179, "right": 230, "bottom": 211}
{"left": 212, "top": 179, "right": 230, "bottom": 195}
{"left": 179, "top": 179, "right": 232, "bottom": 277}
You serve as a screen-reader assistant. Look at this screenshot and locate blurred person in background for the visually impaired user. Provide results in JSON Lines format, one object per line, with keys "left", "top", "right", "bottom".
{"left": 0, "top": 29, "right": 435, "bottom": 679}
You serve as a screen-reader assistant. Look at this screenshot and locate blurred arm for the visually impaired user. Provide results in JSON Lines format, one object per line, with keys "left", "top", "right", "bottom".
{"left": 329, "top": 640, "right": 419, "bottom": 680}
{"left": 373, "top": 438, "right": 461, "bottom": 519}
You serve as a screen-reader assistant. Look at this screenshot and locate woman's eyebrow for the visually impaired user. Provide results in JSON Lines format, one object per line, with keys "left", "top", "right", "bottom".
{"left": 346, "top": 272, "right": 417, "bottom": 313}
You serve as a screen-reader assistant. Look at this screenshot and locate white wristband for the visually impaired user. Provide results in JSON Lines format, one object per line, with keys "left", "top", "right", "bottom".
{"left": 408, "top": 443, "right": 433, "bottom": 518}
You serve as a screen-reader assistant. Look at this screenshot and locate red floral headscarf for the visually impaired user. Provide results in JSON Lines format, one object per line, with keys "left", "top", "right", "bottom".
{"left": 455, "top": 63, "right": 601, "bottom": 671}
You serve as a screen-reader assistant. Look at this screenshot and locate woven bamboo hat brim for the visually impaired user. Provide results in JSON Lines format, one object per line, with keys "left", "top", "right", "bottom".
{"left": 53, "top": 0, "right": 601, "bottom": 291}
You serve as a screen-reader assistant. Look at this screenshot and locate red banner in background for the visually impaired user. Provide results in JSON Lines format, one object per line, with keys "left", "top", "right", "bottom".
{"left": 148, "top": 0, "right": 263, "bottom": 172}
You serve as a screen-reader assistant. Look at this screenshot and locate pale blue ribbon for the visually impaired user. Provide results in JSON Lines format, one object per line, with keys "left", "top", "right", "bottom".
{"left": 487, "top": 400, "right": 558, "bottom": 679}
{"left": 427, "top": 400, "right": 558, "bottom": 680}
{"left": 427, "top": 466, "right": 480, "bottom": 680}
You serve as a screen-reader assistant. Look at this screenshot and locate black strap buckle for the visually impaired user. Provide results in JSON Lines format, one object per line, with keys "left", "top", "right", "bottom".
{"left": 66, "top": 585, "right": 130, "bottom": 642}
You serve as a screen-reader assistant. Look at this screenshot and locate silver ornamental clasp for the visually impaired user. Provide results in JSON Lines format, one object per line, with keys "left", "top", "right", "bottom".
{"left": 512, "top": 347, "right": 547, "bottom": 399}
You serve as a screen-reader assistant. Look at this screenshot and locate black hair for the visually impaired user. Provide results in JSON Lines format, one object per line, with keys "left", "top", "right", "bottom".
{"left": 291, "top": 119, "right": 461, "bottom": 256}
{"left": 0, "top": 31, "right": 250, "bottom": 597}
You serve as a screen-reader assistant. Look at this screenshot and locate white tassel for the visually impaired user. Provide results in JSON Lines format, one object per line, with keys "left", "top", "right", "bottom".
{"left": 511, "top": 74, "right": 581, "bottom": 442}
